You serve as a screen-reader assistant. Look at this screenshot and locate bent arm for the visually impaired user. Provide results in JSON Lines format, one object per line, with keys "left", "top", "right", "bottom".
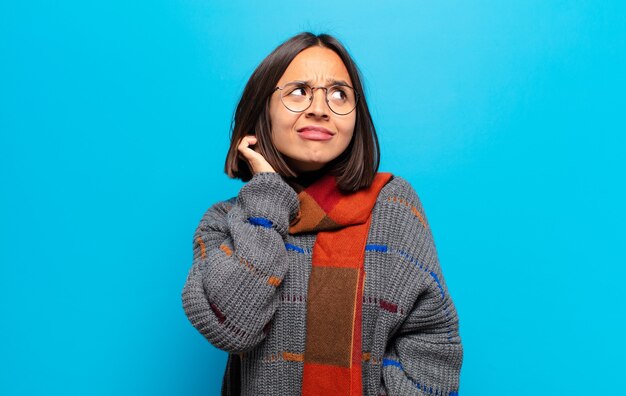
{"left": 181, "top": 172, "right": 299, "bottom": 353}
{"left": 378, "top": 178, "right": 463, "bottom": 395}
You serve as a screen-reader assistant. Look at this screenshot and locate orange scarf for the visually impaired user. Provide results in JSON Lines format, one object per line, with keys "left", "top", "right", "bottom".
{"left": 288, "top": 172, "right": 393, "bottom": 395}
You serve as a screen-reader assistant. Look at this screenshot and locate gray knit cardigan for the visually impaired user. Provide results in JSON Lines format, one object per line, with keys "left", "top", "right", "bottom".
{"left": 182, "top": 172, "right": 463, "bottom": 395}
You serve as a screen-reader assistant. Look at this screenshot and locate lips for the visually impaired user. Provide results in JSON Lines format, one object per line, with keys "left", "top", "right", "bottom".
{"left": 296, "top": 126, "right": 334, "bottom": 141}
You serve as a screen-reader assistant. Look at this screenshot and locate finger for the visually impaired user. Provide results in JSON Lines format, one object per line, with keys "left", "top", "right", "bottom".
{"left": 238, "top": 136, "right": 263, "bottom": 163}
{"left": 237, "top": 135, "right": 256, "bottom": 153}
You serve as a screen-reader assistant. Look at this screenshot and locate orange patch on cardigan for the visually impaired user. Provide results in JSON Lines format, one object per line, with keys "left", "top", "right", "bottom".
{"left": 196, "top": 237, "right": 207, "bottom": 259}
{"left": 283, "top": 352, "right": 304, "bottom": 362}
{"left": 219, "top": 244, "right": 232, "bottom": 256}
{"left": 267, "top": 276, "right": 282, "bottom": 287}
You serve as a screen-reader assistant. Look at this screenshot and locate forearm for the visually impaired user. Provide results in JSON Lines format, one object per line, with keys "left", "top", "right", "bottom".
{"left": 182, "top": 172, "right": 299, "bottom": 352}
{"left": 381, "top": 278, "right": 463, "bottom": 396}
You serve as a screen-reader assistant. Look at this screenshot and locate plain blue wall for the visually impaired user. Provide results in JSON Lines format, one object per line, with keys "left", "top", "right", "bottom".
{"left": 2, "top": 1, "right": 625, "bottom": 395}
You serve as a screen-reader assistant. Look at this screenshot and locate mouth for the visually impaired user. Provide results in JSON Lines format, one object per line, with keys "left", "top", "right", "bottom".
{"left": 296, "top": 126, "right": 335, "bottom": 141}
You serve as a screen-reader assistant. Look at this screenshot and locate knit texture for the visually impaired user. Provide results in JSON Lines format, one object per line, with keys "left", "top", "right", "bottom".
{"left": 182, "top": 172, "right": 463, "bottom": 395}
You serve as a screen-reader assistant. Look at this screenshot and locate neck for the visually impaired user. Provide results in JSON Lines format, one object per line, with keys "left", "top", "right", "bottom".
{"left": 294, "top": 168, "right": 328, "bottom": 187}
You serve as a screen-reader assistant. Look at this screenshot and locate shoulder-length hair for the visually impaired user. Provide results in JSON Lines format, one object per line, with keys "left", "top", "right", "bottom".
{"left": 224, "top": 32, "right": 380, "bottom": 193}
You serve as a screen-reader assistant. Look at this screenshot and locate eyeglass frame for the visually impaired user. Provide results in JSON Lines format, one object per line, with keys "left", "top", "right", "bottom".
{"left": 272, "top": 81, "right": 360, "bottom": 116}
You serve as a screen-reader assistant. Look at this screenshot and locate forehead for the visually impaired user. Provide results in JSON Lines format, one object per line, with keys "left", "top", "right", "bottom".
{"left": 277, "top": 46, "right": 352, "bottom": 86}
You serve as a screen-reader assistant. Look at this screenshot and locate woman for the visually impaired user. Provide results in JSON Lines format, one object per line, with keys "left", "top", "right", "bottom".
{"left": 182, "top": 32, "right": 463, "bottom": 396}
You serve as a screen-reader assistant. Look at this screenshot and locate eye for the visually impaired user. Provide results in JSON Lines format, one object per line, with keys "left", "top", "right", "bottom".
{"left": 329, "top": 87, "right": 348, "bottom": 101}
{"left": 286, "top": 85, "right": 308, "bottom": 97}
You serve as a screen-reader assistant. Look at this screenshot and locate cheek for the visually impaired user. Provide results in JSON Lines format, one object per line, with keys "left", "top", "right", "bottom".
{"left": 338, "top": 115, "right": 357, "bottom": 142}
{"left": 269, "top": 107, "right": 300, "bottom": 153}
{"left": 270, "top": 104, "right": 298, "bottom": 133}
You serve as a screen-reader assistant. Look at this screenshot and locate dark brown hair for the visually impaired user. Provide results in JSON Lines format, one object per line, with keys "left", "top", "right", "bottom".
{"left": 224, "top": 32, "right": 380, "bottom": 193}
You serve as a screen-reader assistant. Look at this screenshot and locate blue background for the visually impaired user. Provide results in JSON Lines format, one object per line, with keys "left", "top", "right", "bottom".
{"left": 2, "top": 1, "right": 625, "bottom": 395}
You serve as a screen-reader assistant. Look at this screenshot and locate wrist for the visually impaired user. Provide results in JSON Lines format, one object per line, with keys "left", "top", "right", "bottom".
{"left": 238, "top": 173, "right": 299, "bottom": 235}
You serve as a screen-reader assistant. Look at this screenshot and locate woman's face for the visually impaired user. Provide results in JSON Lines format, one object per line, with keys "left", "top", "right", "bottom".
{"left": 268, "top": 46, "right": 357, "bottom": 173}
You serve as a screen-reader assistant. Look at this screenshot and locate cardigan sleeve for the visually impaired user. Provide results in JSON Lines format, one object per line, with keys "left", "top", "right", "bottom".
{"left": 379, "top": 178, "right": 463, "bottom": 396}
{"left": 181, "top": 172, "right": 299, "bottom": 353}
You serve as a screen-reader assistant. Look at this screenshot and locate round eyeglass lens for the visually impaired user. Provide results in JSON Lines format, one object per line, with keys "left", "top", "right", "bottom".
{"left": 280, "top": 83, "right": 312, "bottom": 112}
{"left": 326, "top": 85, "right": 357, "bottom": 115}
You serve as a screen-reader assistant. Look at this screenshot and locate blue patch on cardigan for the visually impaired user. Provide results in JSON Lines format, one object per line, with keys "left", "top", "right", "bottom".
{"left": 285, "top": 243, "right": 305, "bottom": 254}
{"left": 365, "top": 244, "right": 388, "bottom": 252}
{"left": 382, "top": 358, "right": 403, "bottom": 369}
{"left": 429, "top": 271, "right": 445, "bottom": 298}
{"left": 248, "top": 217, "right": 273, "bottom": 228}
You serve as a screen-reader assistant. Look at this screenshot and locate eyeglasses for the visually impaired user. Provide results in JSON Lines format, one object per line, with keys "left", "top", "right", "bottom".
{"left": 273, "top": 81, "right": 360, "bottom": 115}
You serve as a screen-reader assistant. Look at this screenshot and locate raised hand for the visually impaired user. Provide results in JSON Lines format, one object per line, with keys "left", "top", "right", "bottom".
{"left": 237, "top": 135, "right": 276, "bottom": 174}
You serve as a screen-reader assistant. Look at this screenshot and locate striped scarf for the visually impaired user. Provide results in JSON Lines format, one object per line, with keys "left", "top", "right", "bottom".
{"left": 288, "top": 172, "right": 393, "bottom": 396}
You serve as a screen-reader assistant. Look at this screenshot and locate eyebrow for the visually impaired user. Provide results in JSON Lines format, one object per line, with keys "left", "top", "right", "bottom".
{"left": 294, "top": 79, "right": 351, "bottom": 87}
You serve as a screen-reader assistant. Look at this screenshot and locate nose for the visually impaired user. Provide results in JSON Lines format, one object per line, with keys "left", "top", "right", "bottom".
{"left": 306, "top": 87, "right": 330, "bottom": 119}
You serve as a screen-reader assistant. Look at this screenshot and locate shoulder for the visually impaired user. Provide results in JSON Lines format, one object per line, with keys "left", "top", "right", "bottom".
{"left": 377, "top": 174, "right": 419, "bottom": 200}
{"left": 374, "top": 173, "right": 431, "bottom": 231}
